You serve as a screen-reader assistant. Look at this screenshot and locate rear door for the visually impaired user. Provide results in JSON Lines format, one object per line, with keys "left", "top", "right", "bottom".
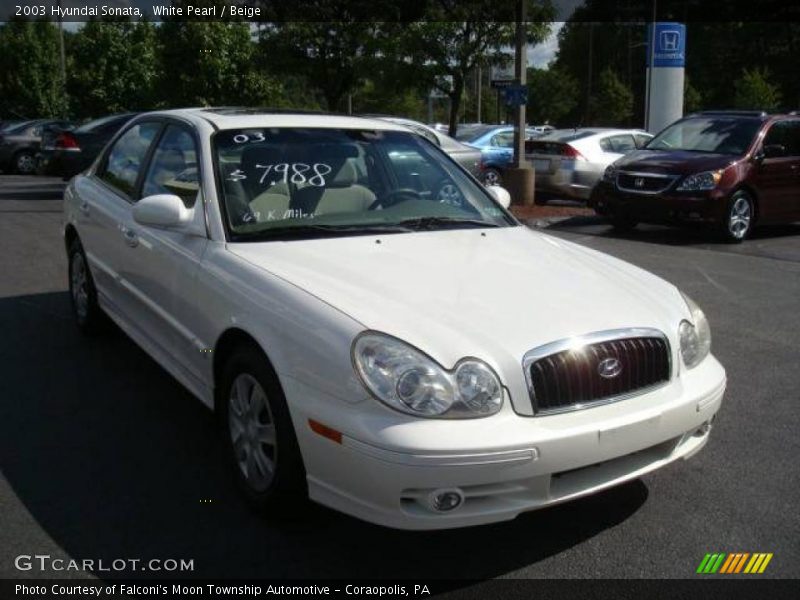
{"left": 77, "top": 120, "right": 162, "bottom": 315}
{"left": 753, "top": 119, "right": 800, "bottom": 221}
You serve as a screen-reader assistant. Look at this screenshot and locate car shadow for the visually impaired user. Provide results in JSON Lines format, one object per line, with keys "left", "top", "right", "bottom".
{"left": 0, "top": 291, "right": 648, "bottom": 580}
{"left": 547, "top": 214, "right": 800, "bottom": 247}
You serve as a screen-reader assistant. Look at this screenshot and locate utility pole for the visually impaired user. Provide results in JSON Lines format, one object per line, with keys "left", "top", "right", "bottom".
{"left": 58, "top": 0, "right": 68, "bottom": 117}
{"left": 504, "top": 0, "right": 534, "bottom": 205}
{"left": 476, "top": 64, "right": 482, "bottom": 123}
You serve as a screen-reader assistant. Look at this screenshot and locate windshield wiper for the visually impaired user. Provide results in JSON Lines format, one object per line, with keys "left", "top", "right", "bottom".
{"left": 395, "top": 216, "right": 501, "bottom": 231}
{"left": 235, "top": 222, "right": 415, "bottom": 241}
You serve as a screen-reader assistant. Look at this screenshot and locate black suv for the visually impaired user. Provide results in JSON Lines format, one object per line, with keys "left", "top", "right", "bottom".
{"left": 590, "top": 110, "right": 800, "bottom": 242}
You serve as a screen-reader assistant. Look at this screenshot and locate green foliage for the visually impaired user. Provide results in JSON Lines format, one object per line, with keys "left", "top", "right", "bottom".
{"left": 589, "top": 68, "right": 633, "bottom": 126}
{"left": 733, "top": 67, "right": 783, "bottom": 111}
{"left": 0, "top": 19, "right": 68, "bottom": 118}
{"left": 67, "top": 20, "right": 159, "bottom": 118}
{"left": 403, "top": 3, "right": 554, "bottom": 135}
{"left": 158, "top": 20, "right": 285, "bottom": 108}
{"left": 683, "top": 75, "right": 704, "bottom": 114}
{"left": 526, "top": 67, "right": 579, "bottom": 126}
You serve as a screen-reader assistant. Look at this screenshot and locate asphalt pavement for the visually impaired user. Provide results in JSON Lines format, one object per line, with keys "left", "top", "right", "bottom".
{"left": 1, "top": 175, "right": 798, "bottom": 581}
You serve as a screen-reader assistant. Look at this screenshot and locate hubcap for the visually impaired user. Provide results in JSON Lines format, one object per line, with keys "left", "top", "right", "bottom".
{"left": 437, "top": 183, "right": 462, "bottom": 206}
{"left": 228, "top": 373, "right": 277, "bottom": 492}
{"left": 728, "top": 196, "right": 752, "bottom": 239}
{"left": 482, "top": 170, "right": 500, "bottom": 186}
{"left": 70, "top": 252, "right": 89, "bottom": 320}
{"left": 17, "top": 154, "right": 35, "bottom": 173}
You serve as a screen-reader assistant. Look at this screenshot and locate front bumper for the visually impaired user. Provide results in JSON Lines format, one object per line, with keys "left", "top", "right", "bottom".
{"left": 590, "top": 181, "right": 728, "bottom": 224}
{"left": 287, "top": 355, "right": 726, "bottom": 530}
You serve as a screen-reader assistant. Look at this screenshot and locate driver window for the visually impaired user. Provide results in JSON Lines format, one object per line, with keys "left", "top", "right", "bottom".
{"left": 141, "top": 125, "right": 199, "bottom": 207}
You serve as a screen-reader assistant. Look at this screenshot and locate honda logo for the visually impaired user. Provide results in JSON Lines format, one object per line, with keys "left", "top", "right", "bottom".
{"left": 660, "top": 30, "right": 680, "bottom": 52}
{"left": 634, "top": 177, "right": 645, "bottom": 188}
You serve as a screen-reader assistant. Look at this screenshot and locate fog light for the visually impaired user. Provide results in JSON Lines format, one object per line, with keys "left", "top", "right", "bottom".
{"left": 694, "top": 417, "right": 714, "bottom": 437}
{"left": 427, "top": 488, "right": 464, "bottom": 512}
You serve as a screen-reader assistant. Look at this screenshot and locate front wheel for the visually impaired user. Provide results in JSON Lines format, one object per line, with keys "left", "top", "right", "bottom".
{"left": 721, "top": 190, "right": 754, "bottom": 243}
{"left": 481, "top": 168, "right": 502, "bottom": 187}
{"left": 14, "top": 151, "right": 36, "bottom": 175}
{"left": 219, "top": 346, "right": 307, "bottom": 513}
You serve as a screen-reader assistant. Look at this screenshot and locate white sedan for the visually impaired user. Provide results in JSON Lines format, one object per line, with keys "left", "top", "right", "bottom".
{"left": 63, "top": 109, "right": 725, "bottom": 530}
{"left": 527, "top": 128, "right": 653, "bottom": 201}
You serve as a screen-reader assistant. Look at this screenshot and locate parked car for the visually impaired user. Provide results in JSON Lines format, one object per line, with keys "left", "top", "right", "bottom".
{"left": 64, "top": 108, "right": 725, "bottom": 530}
{"left": 39, "top": 113, "right": 137, "bottom": 179}
{"left": 459, "top": 125, "right": 548, "bottom": 185}
{"left": 0, "top": 119, "right": 73, "bottom": 174}
{"left": 527, "top": 128, "right": 652, "bottom": 202}
{"left": 590, "top": 110, "right": 800, "bottom": 242}
{"left": 372, "top": 116, "right": 482, "bottom": 177}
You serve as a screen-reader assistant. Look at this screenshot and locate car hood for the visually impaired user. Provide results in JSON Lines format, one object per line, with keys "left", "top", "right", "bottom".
{"left": 229, "top": 226, "right": 687, "bottom": 404}
{"left": 614, "top": 149, "right": 741, "bottom": 175}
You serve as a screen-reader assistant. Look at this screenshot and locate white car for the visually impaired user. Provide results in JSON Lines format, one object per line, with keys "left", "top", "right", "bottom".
{"left": 64, "top": 109, "right": 725, "bottom": 530}
{"left": 527, "top": 128, "right": 653, "bottom": 201}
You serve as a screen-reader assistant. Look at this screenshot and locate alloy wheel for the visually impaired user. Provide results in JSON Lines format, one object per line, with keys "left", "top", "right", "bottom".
{"left": 16, "top": 153, "right": 35, "bottom": 174}
{"left": 482, "top": 169, "right": 501, "bottom": 186}
{"left": 728, "top": 195, "right": 752, "bottom": 240}
{"left": 228, "top": 373, "right": 277, "bottom": 492}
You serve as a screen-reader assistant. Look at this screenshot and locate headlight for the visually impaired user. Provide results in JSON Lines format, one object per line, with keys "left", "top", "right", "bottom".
{"left": 602, "top": 164, "right": 616, "bottom": 182}
{"left": 679, "top": 292, "right": 711, "bottom": 369}
{"left": 352, "top": 333, "right": 503, "bottom": 418}
{"left": 676, "top": 170, "right": 722, "bottom": 191}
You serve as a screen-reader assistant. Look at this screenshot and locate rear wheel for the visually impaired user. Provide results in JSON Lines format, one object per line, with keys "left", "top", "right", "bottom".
{"left": 68, "top": 238, "right": 106, "bottom": 334}
{"left": 218, "top": 346, "right": 307, "bottom": 513}
{"left": 722, "top": 190, "right": 754, "bottom": 243}
{"left": 14, "top": 151, "right": 36, "bottom": 174}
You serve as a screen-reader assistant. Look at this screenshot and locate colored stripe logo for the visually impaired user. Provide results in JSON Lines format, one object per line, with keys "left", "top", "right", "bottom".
{"left": 696, "top": 553, "right": 773, "bottom": 574}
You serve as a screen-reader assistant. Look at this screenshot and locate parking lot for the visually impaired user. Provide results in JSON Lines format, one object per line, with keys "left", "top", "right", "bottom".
{"left": 1, "top": 174, "right": 798, "bottom": 580}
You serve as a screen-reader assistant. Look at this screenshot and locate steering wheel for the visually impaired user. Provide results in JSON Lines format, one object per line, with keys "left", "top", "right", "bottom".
{"left": 369, "top": 188, "right": 423, "bottom": 210}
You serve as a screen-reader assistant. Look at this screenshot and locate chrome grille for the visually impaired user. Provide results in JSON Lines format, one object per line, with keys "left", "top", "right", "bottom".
{"left": 616, "top": 171, "right": 678, "bottom": 194}
{"left": 523, "top": 329, "right": 671, "bottom": 415}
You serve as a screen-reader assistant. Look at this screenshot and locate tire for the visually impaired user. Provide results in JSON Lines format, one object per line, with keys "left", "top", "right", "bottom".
{"left": 218, "top": 345, "right": 307, "bottom": 514}
{"left": 481, "top": 168, "right": 502, "bottom": 187}
{"left": 14, "top": 151, "right": 36, "bottom": 175}
{"left": 721, "top": 190, "right": 755, "bottom": 243}
{"left": 68, "top": 238, "right": 106, "bottom": 334}
{"left": 609, "top": 211, "right": 638, "bottom": 232}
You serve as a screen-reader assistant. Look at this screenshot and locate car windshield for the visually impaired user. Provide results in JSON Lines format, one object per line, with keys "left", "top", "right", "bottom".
{"left": 213, "top": 128, "right": 514, "bottom": 241}
{"left": 646, "top": 117, "right": 762, "bottom": 155}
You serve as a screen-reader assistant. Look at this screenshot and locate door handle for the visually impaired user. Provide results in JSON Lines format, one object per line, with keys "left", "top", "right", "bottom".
{"left": 79, "top": 201, "right": 90, "bottom": 215}
{"left": 121, "top": 226, "right": 139, "bottom": 248}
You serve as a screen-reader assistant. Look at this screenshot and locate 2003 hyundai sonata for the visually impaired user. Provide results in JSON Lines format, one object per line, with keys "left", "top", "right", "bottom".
{"left": 63, "top": 108, "right": 726, "bottom": 529}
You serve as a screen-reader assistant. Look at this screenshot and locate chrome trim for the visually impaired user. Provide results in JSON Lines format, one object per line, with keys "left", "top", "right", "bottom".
{"left": 615, "top": 171, "right": 679, "bottom": 195}
{"left": 522, "top": 327, "right": 672, "bottom": 416}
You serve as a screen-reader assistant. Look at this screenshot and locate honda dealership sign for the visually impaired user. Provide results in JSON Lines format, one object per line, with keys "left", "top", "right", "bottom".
{"left": 645, "top": 22, "right": 687, "bottom": 133}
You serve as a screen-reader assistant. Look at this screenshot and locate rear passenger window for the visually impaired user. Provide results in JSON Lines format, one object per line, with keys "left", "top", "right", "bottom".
{"left": 605, "top": 134, "right": 637, "bottom": 153}
{"left": 99, "top": 122, "right": 161, "bottom": 197}
{"left": 141, "top": 125, "right": 199, "bottom": 207}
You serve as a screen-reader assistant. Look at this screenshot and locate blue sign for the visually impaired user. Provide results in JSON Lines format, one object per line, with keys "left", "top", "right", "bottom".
{"left": 503, "top": 85, "right": 528, "bottom": 107}
{"left": 647, "top": 22, "right": 686, "bottom": 68}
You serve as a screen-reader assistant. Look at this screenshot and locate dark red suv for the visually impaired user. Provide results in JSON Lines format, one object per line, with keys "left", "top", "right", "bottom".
{"left": 589, "top": 111, "right": 800, "bottom": 242}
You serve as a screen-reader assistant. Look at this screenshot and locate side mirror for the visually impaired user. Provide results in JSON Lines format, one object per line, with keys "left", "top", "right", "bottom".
{"left": 762, "top": 144, "right": 787, "bottom": 159}
{"left": 486, "top": 185, "right": 511, "bottom": 209}
{"left": 133, "top": 194, "right": 190, "bottom": 228}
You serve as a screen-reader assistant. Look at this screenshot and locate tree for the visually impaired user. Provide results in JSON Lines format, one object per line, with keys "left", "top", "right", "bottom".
{"left": 733, "top": 67, "right": 782, "bottom": 111}
{"left": 258, "top": 21, "right": 385, "bottom": 112}
{"left": 67, "top": 20, "right": 159, "bottom": 118}
{"left": 0, "top": 20, "right": 67, "bottom": 119}
{"left": 526, "top": 66, "right": 579, "bottom": 126}
{"left": 158, "top": 20, "right": 285, "bottom": 107}
{"left": 589, "top": 68, "right": 633, "bottom": 127}
{"left": 403, "top": 1, "right": 554, "bottom": 136}
{"left": 683, "top": 75, "right": 703, "bottom": 114}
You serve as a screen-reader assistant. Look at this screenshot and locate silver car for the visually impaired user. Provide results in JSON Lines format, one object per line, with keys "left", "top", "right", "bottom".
{"left": 376, "top": 117, "right": 482, "bottom": 177}
{"left": 527, "top": 128, "right": 652, "bottom": 201}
